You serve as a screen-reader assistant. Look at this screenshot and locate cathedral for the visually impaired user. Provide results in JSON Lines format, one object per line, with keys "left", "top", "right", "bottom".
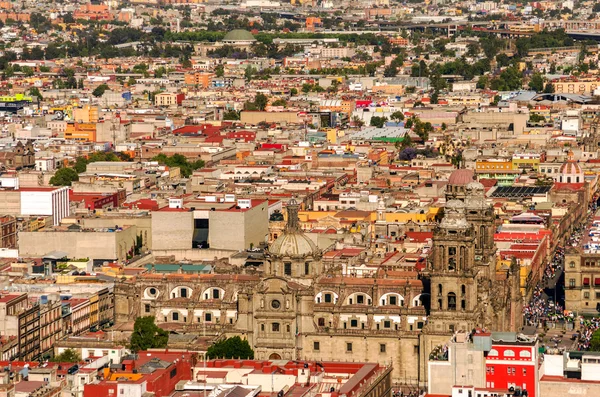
{"left": 114, "top": 170, "right": 522, "bottom": 386}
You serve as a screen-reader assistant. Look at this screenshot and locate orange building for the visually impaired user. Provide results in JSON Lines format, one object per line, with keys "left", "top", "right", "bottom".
{"left": 65, "top": 122, "right": 97, "bottom": 142}
{"left": 389, "top": 37, "right": 409, "bottom": 46}
{"left": 306, "top": 17, "right": 322, "bottom": 31}
{"left": 0, "top": 12, "right": 29, "bottom": 22}
{"left": 184, "top": 72, "right": 214, "bottom": 88}
{"left": 73, "top": 4, "right": 112, "bottom": 21}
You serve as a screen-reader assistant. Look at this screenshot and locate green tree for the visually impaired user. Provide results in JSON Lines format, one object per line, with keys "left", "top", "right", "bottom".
{"left": 529, "top": 113, "right": 546, "bottom": 123}
{"left": 301, "top": 83, "right": 312, "bottom": 93}
{"left": 215, "top": 64, "right": 224, "bottom": 77}
{"left": 390, "top": 111, "right": 404, "bottom": 123}
{"left": 290, "top": 88, "right": 298, "bottom": 96}
{"left": 49, "top": 168, "right": 79, "bottom": 186}
{"left": 591, "top": 329, "right": 600, "bottom": 351}
{"left": 207, "top": 336, "right": 254, "bottom": 359}
{"left": 369, "top": 116, "right": 388, "bottom": 128}
{"left": 254, "top": 93, "right": 268, "bottom": 111}
{"left": 51, "top": 348, "right": 80, "bottom": 362}
{"left": 223, "top": 110, "right": 240, "bottom": 120}
{"left": 544, "top": 83, "right": 555, "bottom": 94}
{"left": 271, "top": 98, "right": 287, "bottom": 107}
{"left": 383, "top": 64, "right": 398, "bottom": 77}
{"left": 152, "top": 153, "right": 204, "bottom": 177}
{"left": 29, "top": 87, "right": 43, "bottom": 100}
{"left": 244, "top": 66, "right": 256, "bottom": 81}
{"left": 130, "top": 316, "right": 168, "bottom": 352}
{"left": 529, "top": 73, "right": 544, "bottom": 92}
{"left": 92, "top": 84, "right": 109, "bottom": 97}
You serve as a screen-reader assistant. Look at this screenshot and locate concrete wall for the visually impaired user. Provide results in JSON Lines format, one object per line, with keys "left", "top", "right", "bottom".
{"left": 462, "top": 112, "right": 528, "bottom": 134}
{"left": 151, "top": 248, "right": 236, "bottom": 261}
{"left": 80, "top": 215, "right": 152, "bottom": 250}
{"left": 208, "top": 201, "right": 268, "bottom": 250}
{"left": 540, "top": 380, "right": 600, "bottom": 397}
{"left": 18, "top": 226, "right": 137, "bottom": 262}
{"left": 240, "top": 111, "right": 301, "bottom": 125}
{"left": 151, "top": 210, "right": 193, "bottom": 250}
{"left": 0, "top": 191, "right": 20, "bottom": 215}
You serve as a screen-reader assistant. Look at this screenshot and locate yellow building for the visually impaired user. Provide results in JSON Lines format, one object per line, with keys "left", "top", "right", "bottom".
{"left": 553, "top": 79, "right": 600, "bottom": 96}
{"left": 476, "top": 158, "right": 513, "bottom": 172}
{"left": 512, "top": 153, "right": 541, "bottom": 171}
{"left": 72, "top": 105, "right": 99, "bottom": 123}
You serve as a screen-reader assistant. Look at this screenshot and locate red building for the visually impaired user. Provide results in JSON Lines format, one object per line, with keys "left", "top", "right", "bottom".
{"left": 84, "top": 350, "right": 194, "bottom": 397}
{"left": 485, "top": 336, "right": 538, "bottom": 397}
{"left": 69, "top": 192, "right": 119, "bottom": 211}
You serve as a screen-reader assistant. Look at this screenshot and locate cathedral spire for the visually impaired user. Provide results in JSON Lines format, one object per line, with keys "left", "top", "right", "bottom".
{"left": 286, "top": 198, "right": 300, "bottom": 232}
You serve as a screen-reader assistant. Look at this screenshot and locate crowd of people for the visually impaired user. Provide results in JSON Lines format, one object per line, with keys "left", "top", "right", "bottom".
{"left": 523, "top": 247, "right": 565, "bottom": 327}
{"left": 576, "top": 317, "right": 600, "bottom": 351}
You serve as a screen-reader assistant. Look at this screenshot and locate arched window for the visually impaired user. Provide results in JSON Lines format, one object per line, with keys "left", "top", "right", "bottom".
{"left": 504, "top": 349, "right": 515, "bottom": 357}
{"left": 447, "top": 292, "right": 456, "bottom": 311}
{"left": 519, "top": 350, "right": 531, "bottom": 358}
{"left": 488, "top": 349, "right": 499, "bottom": 357}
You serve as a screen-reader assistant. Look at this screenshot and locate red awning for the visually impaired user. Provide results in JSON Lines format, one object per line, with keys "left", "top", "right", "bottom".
{"left": 594, "top": 278, "right": 600, "bottom": 286}
{"left": 584, "top": 277, "right": 590, "bottom": 285}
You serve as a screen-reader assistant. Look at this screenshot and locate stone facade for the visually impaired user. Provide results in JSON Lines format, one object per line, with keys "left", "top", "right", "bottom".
{"left": 115, "top": 177, "right": 521, "bottom": 386}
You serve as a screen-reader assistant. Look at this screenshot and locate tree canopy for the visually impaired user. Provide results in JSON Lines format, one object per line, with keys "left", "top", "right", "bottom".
{"left": 51, "top": 348, "right": 81, "bottom": 363}
{"left": 206, "top": 336, "right": 254, "bottom": 359}
{"left": 152, "top": 153, "right": 204, "bottom": 178}
{"left": 130, "top": 316, "right": 169, "bottom": 352}
{"left": 49, "top": 167, "right": 79, "bottom": 186}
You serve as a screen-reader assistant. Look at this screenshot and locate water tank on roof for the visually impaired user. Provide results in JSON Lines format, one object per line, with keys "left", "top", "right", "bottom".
{"left": 40, "top": 295, "right": 48, "bottom": 304}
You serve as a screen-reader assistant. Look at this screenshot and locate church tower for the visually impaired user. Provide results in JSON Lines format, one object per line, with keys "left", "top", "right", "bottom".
{"left": 465, "top": 181, "right": 496, "bottom": 277}
{"left": 426, "top": 200, "right": 481, "bottom": 334}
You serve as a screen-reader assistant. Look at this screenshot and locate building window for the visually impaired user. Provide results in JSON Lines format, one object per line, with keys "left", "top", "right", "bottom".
{"left": 318, "top": 318, "right": 325, "bottom": 326}
{"left": 570, "top": 262, "right": 575, "bottom": 268}
{"left": 522, "top": 368, "right": 527, "bottom": 375}
{"left": 569, "top": 279, "right": 576, "bottom": 287}
{"left": 585, "top": 292, "right": 590, "bottom": 299}
{"left": 389, "top": 296, "right": 397, "bottom": 305}
{"left": 272, "top": 323, "right": 280, "bottom": 332}
{"left": 212, "top": 289, "right": 220, "bottom": 299}
{"left": 314, "top": 342, "right": 320, "bottom": 351}
{"left": 384, "top": 320, "right": 391, "bottom": 329}
{"left": 205, "top": 313, "right": 212, "bottom": 322}
{"left": 324, "top": 293, "right": 332, "bottom": 303}
{"left": 380, "top": 344, "right": 386, "bottom": 353}
{"left": 172, "top": 312, "right": 179, "bottom": 321}
{"left": 595, "top": 292, "right": 600, "bottom": 299}
{"left": 350, "top": 319, "right": 358, "bottom": 328}
{"left": 144, "top": 304, "right": 150, "bottom": 313}
{"left": 180, "top": 288, "right": 187, "bottom": 298}
{"left": 346, "top": 343, "right": 352, "bottom": 352}
{"left": 261, "top": 324, "right": 265, "bottom": 332}
{"left": 284, "top": 262, "right": 292, "bottom": 276}
{"left": 305, "top": 262, "right": 310, "bottom": 275}
{"left": 356, "top": 295, "right": 364, "bottom": 304}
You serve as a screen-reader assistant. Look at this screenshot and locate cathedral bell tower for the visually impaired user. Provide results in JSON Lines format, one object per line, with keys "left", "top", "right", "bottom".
{"left": 426, "top": 200, "right": 481, "bottom": 334}
{"left": 465, "top": 181, "right": 496, "bottom": 274}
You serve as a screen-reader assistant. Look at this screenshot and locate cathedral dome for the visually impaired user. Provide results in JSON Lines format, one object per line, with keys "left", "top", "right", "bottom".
{"left": 269, "top": 232, "right": 319, "bottom": 258}
{"left": 466, "top": 180, "right": 485, "bottom": 193}
{"left": 223, "top": 29, "right": 256, "bottom": 44}
{"left": 440, "top": 199, "right": 469, "bottom": 229}
{"left": 559, "top": 161, "right": 582, "bottom": 175}
{"left": 269, "top": 198, "right": 320, "bottom": 259}
{"left": 448, "top": 169, "right": 474, "bottom": 185}
{"left": 445, "top": 199, "right": 465, "bottom": 210}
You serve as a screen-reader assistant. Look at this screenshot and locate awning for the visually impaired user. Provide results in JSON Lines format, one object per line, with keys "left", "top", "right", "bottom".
{"left": 584, "top": 277, "right": 590, "bottom": 285}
